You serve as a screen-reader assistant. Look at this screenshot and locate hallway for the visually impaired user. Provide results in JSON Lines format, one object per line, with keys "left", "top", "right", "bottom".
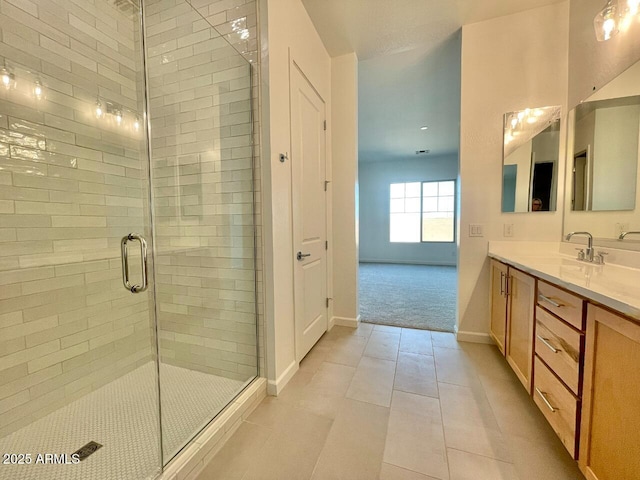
{"left": 198, "top": 325, "right": 584, "bottom": 480}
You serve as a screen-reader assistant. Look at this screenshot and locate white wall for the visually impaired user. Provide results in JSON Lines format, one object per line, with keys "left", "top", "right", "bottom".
{"left": 331, "top": 53, "right": 359, "bottom": 325}
{"left": 458, "top": 2, "right": 569, "bottom": 341}
{"left": 359, "top": 155, "right": 458, "bottom": 265}
{"left": 261, "top": 0, "right": 332, "bottom": 393}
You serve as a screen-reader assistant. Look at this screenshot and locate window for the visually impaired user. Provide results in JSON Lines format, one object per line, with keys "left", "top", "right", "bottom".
{"left": 422, "top": 180, "right": 455, "bottom": 242}
{"left": 389, "top": 180, "right": 456, "bottom": 243}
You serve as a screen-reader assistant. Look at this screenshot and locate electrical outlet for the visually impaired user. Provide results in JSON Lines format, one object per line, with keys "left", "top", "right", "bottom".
{"left": 503, "top": 224, "right": 514, "bottom": 237}
{"left": 469, "top": 224, "right": 484, "bottom": 237}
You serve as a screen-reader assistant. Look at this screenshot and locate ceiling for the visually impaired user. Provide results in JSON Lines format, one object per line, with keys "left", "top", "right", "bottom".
{"left": 301, "top": 0, "right": 567, "bottom": 163}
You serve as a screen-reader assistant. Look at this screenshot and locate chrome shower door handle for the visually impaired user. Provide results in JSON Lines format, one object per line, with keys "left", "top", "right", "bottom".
{"left": 121, "top": 233, "right": 148, "bottom": 293}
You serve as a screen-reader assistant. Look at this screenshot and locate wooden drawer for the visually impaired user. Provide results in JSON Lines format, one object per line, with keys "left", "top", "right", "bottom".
{"left": 533, "top": 356, "right": 578, "bottom": 458}
{"left": 537, "top": 281, "right": 584, "bottom": 330}
{"left": 535, "top": 306, "right": 583, "bottom": 395}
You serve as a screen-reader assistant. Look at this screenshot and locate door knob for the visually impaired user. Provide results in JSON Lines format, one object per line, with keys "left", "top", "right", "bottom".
{"left": 297, "top": 251, "right": 311, "bottom": 261}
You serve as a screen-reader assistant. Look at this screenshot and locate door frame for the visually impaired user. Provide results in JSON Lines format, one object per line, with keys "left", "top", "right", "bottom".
{"left": 289, "top": 54, "right": 331, "bottom": 362}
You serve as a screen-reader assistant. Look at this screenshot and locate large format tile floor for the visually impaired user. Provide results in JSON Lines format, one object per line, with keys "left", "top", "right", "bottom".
{"left": 197, "top": 324, "right": 586, "bottom": 480}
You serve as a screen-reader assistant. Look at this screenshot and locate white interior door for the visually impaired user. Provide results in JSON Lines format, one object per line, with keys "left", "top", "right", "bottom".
{"left": 290, "top": 62, "right": 328, "bottom": 362}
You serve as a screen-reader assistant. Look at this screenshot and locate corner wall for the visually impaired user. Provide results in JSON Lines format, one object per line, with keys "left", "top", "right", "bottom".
{"left": 261, "top": 0, "right": 332, "bottom": 393}
{"left": 458, "top": 2, "right": 569, "bottom": 340}
{"left": 331, "top": 53, "right": 359, "bottom": 325}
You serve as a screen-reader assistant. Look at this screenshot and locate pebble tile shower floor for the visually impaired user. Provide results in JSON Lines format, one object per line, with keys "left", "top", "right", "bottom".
{"left": 0, "top": 363, "right": 244, "bottom": 480}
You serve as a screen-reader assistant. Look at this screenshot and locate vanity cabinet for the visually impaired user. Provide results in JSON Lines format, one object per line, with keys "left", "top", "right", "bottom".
{"left": 532, "top": 284, "right": 585, "bottom": 459}
{"left": 490, "top": 260, "right": 509, "bottom": 353}
{"left": 579, "top": 305, "right": 640, "bottom": 480}
{"left": 490, "top": 260, "right": 535, "bottom": 391}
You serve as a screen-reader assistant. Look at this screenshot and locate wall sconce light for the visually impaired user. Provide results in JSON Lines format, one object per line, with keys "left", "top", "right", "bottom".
{"left": 595, "top": 0, "right": 640, "bottom": 41}
{"left": 1, "top": 68, "right": 14, "bottom": 90}
{"left": 594, "top": 0, "right": 620, "bottom": 41}
{"left": 95, "top": 99, "right": 104, "bottom": 119}
{"left": 34, "top": 81, "right": 43, "bottom": 100}
{"left": 626, "top": 0, "right": 640, "bottom": 16}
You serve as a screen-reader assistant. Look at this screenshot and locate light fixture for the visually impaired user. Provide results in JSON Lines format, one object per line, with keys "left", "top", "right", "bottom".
{"left": 626, "top": 0, "right": 640, "bottom": 16}
{"left": 527, "top": 116, "right": 537, "bottom": 124}
{"left": 115, "top": 110, "right": 123, "bottom": 125}
{"left": 34, "top": 81, "right": 43, "bottom": 100}
{"left": 420, "top": 126, "right": 428, "bottom": 131}
{"left": 95, "top": 100, "right": 104, "bottom": 119}
{"left": 134, "top": 116, "right": 140, "bottom": 132}
{"left": 1, "top": 68, "right": 14, "bottom": 90}
{"left": 594, "top": 0, "right": 620, "bottom": 41}
{"left": 510, "top": 117, "right": 518, "bottom": 128}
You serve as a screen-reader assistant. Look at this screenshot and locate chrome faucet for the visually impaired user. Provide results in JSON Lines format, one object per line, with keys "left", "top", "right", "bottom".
{"left": 619, "top": 231, "right": 640, "bottom": 240}
{"left": 566, "top": 231, "right": 594, "bottom": 262}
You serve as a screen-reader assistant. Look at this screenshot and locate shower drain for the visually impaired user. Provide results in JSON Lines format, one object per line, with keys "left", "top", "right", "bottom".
{"left": 72, "top": 441, "right": 103, "bottom": 461}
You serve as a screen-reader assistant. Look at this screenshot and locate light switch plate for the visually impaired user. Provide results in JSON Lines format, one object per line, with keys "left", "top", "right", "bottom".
{"left": 469, "top": 224, "right": 484, "bottom": 237}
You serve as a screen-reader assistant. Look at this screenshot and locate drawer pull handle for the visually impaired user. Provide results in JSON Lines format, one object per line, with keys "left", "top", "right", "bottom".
{"left": 539, "top": 294, "right": 563, "bottom": 308}
{"left": 535, "top": 387, "right": 557, "bottom": 413}
{"left": 536, "top": 335, "right": 559, "bottom": 353}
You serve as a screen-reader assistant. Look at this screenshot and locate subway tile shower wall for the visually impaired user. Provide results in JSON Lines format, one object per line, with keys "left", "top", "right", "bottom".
{"left": 0, "top": 0, "right": 154, "bottom": 438}
{"left": 0, "top": 0, "right": 263, "bottom": 438}
{"left": 145, "top": 0, "right": 260, "bottom": 381}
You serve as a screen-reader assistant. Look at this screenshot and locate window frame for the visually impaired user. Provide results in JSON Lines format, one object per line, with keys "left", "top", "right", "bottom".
{"left": 420, "top": 179, "right": 457, "bottom": 244}
{"left": 388, "top": 180, "right": 457, "bottom": 244}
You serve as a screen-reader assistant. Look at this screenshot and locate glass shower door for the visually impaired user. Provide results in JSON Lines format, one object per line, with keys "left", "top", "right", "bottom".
{"left": 143, "top": 0, "right": 258, "bottom": 463}
{"left": 0, "top": 1, "right": 162, "bottom": 479}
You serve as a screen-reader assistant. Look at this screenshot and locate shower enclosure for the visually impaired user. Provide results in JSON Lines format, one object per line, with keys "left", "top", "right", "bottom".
{"left": 0, "top": 0, "right": 258, "bottom": 479}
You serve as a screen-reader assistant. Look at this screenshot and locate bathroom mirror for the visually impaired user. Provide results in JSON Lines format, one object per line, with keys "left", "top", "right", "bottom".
{"left": 502, "top": 106, "right": 562, "bottom": 213}
{"left": 564, "top": 59, "right": 640, "bottom": 242}
{"left": 571, "top": 96, "right": 640, "bottom": 211}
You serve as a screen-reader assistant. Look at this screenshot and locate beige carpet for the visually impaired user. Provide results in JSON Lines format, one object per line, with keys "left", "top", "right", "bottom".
{"left": 359, "top": 263, "right": 456, "bottom": 332}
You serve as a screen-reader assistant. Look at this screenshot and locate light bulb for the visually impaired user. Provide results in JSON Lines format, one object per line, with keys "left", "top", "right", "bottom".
{"left": 628, "top": 0, "right": 639, "bottom": 15}
{"left": 594, "top": 0, "right": 620, "bottom": 41}
{"left": 115, "top": 111, "right": 122, "bottom": 125}
{"left": 1, "top": 69, "right": 13, "bottom": 89}
{"left": 510, "top": 117, "right": 518, "bottom": 128}
{"left": 527, "top": 116, "right": 536, "bottom": 124}
{"left": 95, "top": 101, "right": 103, "bottom": 119}
{"left": 34, "top": 82, "right": 43, "bottom": 100}
{"left": 517, "top": 111, "right": 525, "bottom": 121}
{"left": 603, "top": 17, "right": 617, "bottom": 39}
{"left": 134, "top": 117, "right": 140, "bottom": 132}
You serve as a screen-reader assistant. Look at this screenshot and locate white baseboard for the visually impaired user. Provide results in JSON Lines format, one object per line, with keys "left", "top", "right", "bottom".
{"left": 456, "top": 331, "right": 494, "bottom": 344}
{"left": 331, "top": 316, "right": 359, "bottom": 328}
{"left": 267, "top": 360, "right": 298, "bottom": 396}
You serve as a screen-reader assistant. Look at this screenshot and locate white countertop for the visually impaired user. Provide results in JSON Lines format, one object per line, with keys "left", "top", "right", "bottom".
{"left": 488, "top": 241, "right": 640, "bottom": 321}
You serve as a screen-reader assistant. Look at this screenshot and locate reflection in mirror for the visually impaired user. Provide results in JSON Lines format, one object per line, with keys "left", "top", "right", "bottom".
{"left": 572, "top": 96, "right": 640, "bottom": 211}
{"left": 502, "top": 106, "right": 562, "bottom": 213}
{"left": 564, "top": 59, "right": 640, "bottom": 244}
